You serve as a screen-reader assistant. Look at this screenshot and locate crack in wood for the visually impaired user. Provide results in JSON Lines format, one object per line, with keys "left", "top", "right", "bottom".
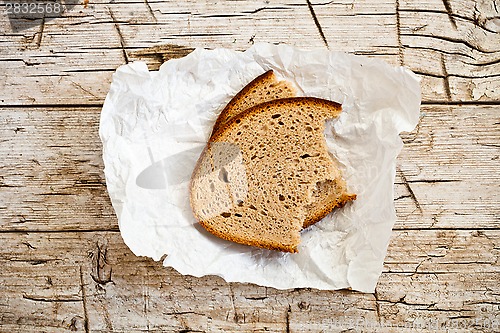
{"left": 397, "top": 167, "right": 423, "bottom": 213}
{"left": 36, "top": 16, "right": 45, "bottom": 49}
{"left": 353, "top": 51, "right": 398, "bottom": 56}
{"left": 0, "top": 104, "right": 105, "bottom": 109}
{"left": 421, "top": 100, "right": 500, "bottom": 105}
{"left": 287, "top": 1, "right": 335, "bottom": 7}
{"left": 412, "top": 70, "right": 500, "bottom": 80}
{"left": 466, "top": 301, "right": 500, "bottom": 306}
{"left": 193, "top": 13, "right": 246, "bottom": 18}
{"left": 143, "top": 269, "right": 150, "bottom": 331}
{"left": 26, "top": 73, "right": 70, "bottom": 78}
{"left": 13, "top": 126, "right": 25, "bottom": 134}
{"left": 477, "top": 142, "right": 500, "bottom": 148}
{"left": 0, "top": 228, "right": 120, "bottom": 234}
{"left": 130, "top": 44, "right": 195, "bottom": 70}
{"left": 62, "top": 68, "right": 117, "bottom": 73}
{"left": 463, "top": 57, "right": 500, "bottom": 67}
{"left": 241, "top": 6, "right": 290, "bottom": 14}
{"left": 403, "top": 44, "right": 475, "bottom": 60}
{"left": 22, "top": 241, "right": 36, "bottom": 250}
{"left": 441, "top": 54, "right": 452, "bottom": 101}
{"left": 306, "top": 0, "right": 329, "bottom": 48}
{"left": 9, "top": 258, "right": 57, "bottom": 265}
{"left": 143, "top": 0, "right": 157, "bottom": 22}
{"left": 373, "top": 289, "right": 381, "bottom": 323}
{"left": 244, "top": 296, "right": 268, "bottom": 301}
{"left": 384, "top": 270, "right": 454, "bottom": 274}
{"left": 394, "top": 194, "right": 411, "bottom": 201}
{"left": 335, "top": 12, "right": 396, "bottom": 16}
{"left": 68, "top": 316, "right": 84, "bottom": 331}
{"left": 227, "top": 283, "right": 241, "bottom": 323}
{"left": 441, "top": 0, "right": 457, "bottom": 29}
{"left": 395, "top": 0, "right": 404, "bottom": 66}
{"left": 74, "top": 179, "right": 106, "bottom": 188}
{"left": 90, "top": 239, "right": 113, "bottom": 285}
{"left": 79, "top": 267, "right": 90, "bottom": 333}
{"left": 40, "top": 192, "right": 73, "bottom": 196}
{"left": 22, "top": 294, "right": 81, "bottom": 303}
{"left": 430, "top": 211, "right": 442, "bottom": 228}
{"left": 393, "top": 227, "right": 500, "bottom": 231}
{"left": 169, "top": 33, "right": 234, "bottom": 37}
{"left": 164, "top": 311, "right": 204, "bottom": 316}
{"left": 377, "top": 297, "right": 441, "bottom": 309}
{"left": 108, "top": 8, "right": 129, "bottom": 64}
{"left": 0, "top": 184, "right": 18, "bottom": 188}
{"left": 444, "top": 260, "right": 498, "bottom": 265}
{"left": 406, "top": 179, "right": 460, "bottom": 183}
{"left": 413, "top": 257, "right": 428, "bottom": 275}
{"left": 285, "top": 304, "right": 291, "bottom": 333}
{"left": 401, "top": 33, "right": 499, "bottom": 54}
{"left": 412, "top": 24, "right": 428, "bottom": 31}
{"left": 70, "top": 81, "right": 98, "bottom": 98}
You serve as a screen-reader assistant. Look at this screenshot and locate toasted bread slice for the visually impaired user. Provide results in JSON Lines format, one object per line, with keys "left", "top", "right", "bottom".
{"left": 211, "top": 70, "right": 354, "bottom": 228}
{"left": 190, "top": 98, "right": 356, "bottom": 253}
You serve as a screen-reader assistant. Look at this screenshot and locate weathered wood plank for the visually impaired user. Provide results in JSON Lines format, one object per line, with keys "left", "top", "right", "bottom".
{"left": 0, "top": 104, "right": 498, "bottom": 232}
{"left": 311, "top": 0, "right": 500, "bottom": 102}
{"left": 0, "top": 230, "right": 497, "bottom": 332}
{"left": 401, "top": 0, "right": 500, "bottom": 102}
{"left": 0, "top": 108, "right": 117, "bottom": 232}
{"left": 396, "top": 104, "right": 499, "bottom": 229}
{"left": 1, "top": 0, "right": 497, "bottom": 105}
{"left": 0, "top": 0, "right": 497, "bottom": 331}
{"left": 0, "top": 234, "right": 87, "bottom": 332}
{"left": 399, "top": 6, "right": 500, "bottom": 102}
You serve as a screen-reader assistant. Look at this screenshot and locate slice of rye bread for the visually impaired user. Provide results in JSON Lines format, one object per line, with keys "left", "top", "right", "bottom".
{"left": 211, "top": 70, "right": 296, "bottom": 136}
{"left": 211, "top": 70, "right": 354, "bottom": 228}
{"left": 190, "top": 97, "right": 356, "bottom": 253}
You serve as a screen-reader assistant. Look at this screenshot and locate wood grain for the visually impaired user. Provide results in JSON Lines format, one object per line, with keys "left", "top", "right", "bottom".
{"left": 0, "top": 229, "right": 497, "bottom": 332}
{"left": 1, "top": 0, "right": 499, "bottom": 331}
{"left": 0, "top": 108, "right": 116, "bottom": 232}
{"left": 1, "top": 105, "right": 497, "bottom": 232}
{"left": 1, "top": 0, "right": 498, "bottom": 105}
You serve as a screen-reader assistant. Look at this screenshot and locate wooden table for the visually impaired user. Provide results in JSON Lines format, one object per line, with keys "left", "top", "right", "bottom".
{"left": 1, "top": 0, "right": 498, "bottom": 332}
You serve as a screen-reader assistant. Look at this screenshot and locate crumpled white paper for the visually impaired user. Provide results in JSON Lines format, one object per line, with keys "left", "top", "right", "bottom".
{"left": 99, "top": 43, "right": 421, "bottom": 293}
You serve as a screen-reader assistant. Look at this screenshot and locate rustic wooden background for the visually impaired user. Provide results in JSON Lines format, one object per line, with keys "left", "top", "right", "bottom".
{"left": 1, "top": 0, "right": 499, "bottom": 332}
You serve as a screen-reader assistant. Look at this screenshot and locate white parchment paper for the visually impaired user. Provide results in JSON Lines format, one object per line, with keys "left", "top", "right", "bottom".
{"left": 99, "top": 43, "right": 421, "bottom": 293}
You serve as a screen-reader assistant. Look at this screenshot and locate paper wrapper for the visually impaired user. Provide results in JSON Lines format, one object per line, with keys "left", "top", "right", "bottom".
{"left": 99, "top": 43, "right": 421, "bottom": 293}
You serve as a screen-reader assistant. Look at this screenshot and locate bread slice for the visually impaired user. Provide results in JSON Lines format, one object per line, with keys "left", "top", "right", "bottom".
{"left": 211, "top": 70, "right": 296, "bottom": 135}
{"left": 190, "top": 97, "right": 356, "bottom": 253}
{"left": 211, "top": 70, "right": 353, "bottom": 229}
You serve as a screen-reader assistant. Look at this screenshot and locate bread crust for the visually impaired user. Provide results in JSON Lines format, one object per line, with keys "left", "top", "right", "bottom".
{"left": 199, "top": 219, "right": 299, "bottom": 253}
{"left": 303, "top": 193, "right": 357, "bottom": 229}
{"left": 211, "top": 70, "right": 275, "bottom": 136}
{"left": 210, "top": 97, "right": 343, "bottom": 142}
